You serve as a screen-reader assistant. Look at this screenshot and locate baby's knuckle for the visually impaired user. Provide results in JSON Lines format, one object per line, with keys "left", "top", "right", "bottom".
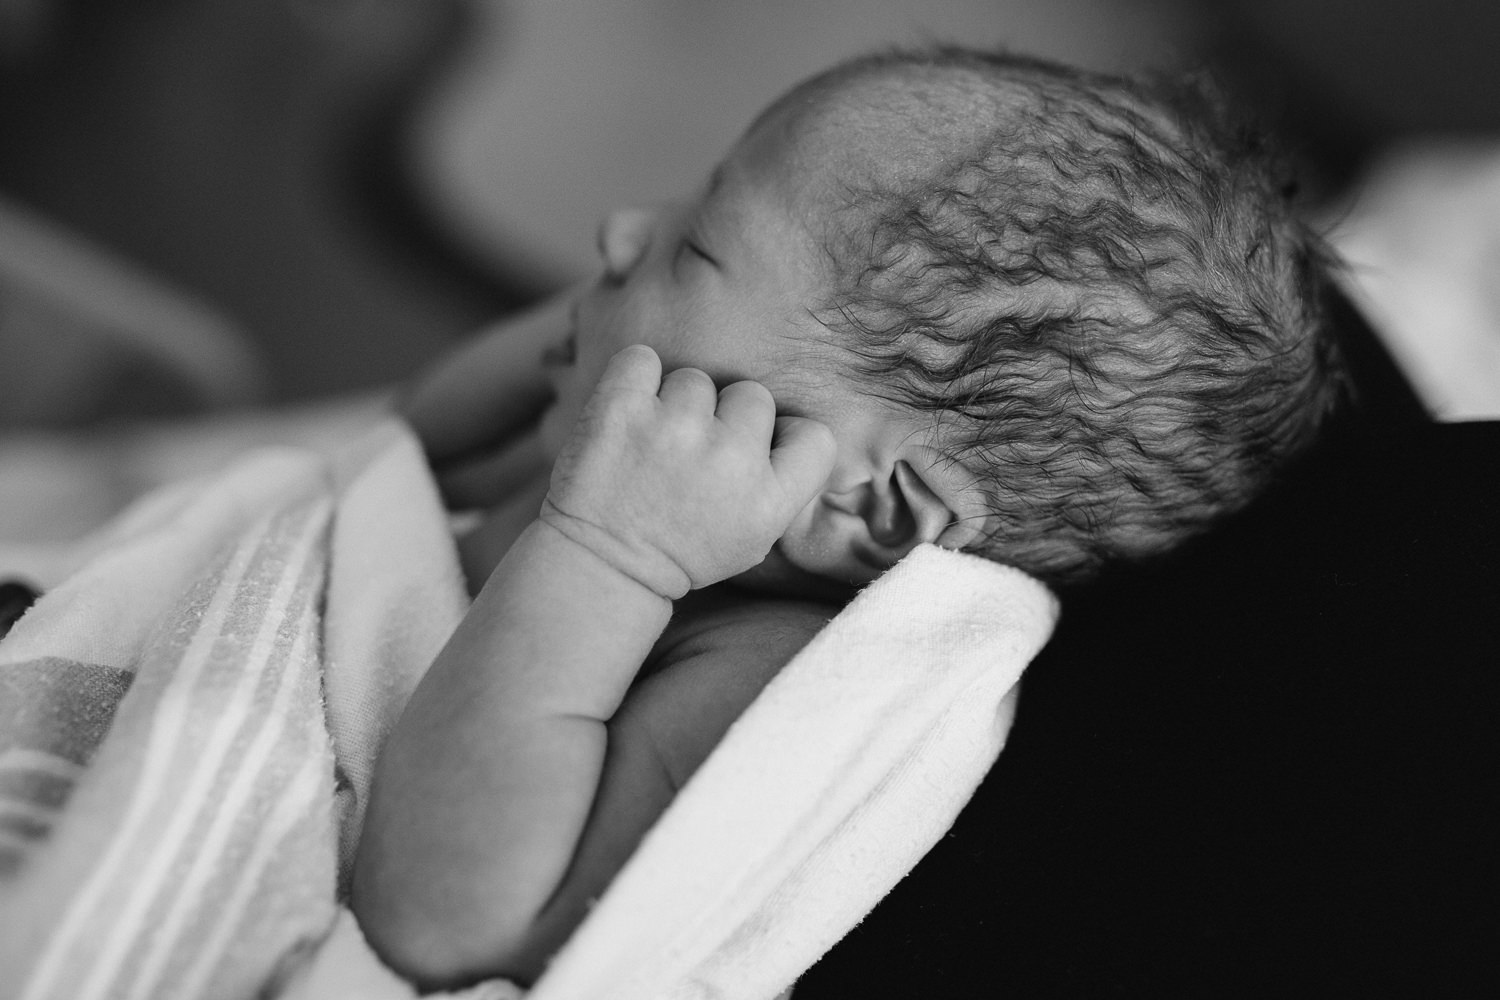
{"left": 668, "top": 367, "right": 716, "bottom": 395}
{"left": 747, "top": 380, "right": 776, "bottom": 407}
{"left": 615, "top": 343, "right": 657, "bottom": 364}
{"left": 656, "top": 413, "right": 705, "bottom": 450}
{"left": 725, "top": 380, "right": 775, "bottom": 415}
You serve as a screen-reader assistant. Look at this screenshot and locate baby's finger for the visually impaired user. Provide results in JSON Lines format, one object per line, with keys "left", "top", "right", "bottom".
{"left": 768, "top": 416, "right": 837, "bottom": 510}
{"left": 594, "top": 344, "right": 664, "bottom": 398}
{"left": 714, "top": 380, "right": 776, "bottom": 445}
{"left": 657, "top": 367, "right": 719, "bottom": 411}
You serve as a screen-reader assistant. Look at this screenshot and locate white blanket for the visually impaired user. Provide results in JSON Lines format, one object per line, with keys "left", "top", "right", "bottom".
{"left": 0, "top": 420, "right": 1057, "bottom": 999}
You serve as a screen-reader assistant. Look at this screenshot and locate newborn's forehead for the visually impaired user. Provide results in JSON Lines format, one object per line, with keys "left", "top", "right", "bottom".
{"left": 761, "top": 66, "right": 1018, "bottom": 196}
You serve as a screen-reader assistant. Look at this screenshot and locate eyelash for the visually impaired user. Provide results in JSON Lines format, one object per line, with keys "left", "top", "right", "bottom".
{"left": 676, "top": 238, "right": 715, "bottom": 270}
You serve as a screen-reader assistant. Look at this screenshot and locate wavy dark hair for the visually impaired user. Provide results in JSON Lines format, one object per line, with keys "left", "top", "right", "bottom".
{"left": 786, "top": 47, "right": 1345, "bottom": 585}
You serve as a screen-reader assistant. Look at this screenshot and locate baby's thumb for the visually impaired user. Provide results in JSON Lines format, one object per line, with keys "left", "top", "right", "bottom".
{"left": 768, "top": 416, "right": 837, "bottom": 517}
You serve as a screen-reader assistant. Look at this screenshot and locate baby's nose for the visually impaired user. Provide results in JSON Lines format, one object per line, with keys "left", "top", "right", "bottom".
{"left": 597, "top": 207, "right": 656, "bottom": 282}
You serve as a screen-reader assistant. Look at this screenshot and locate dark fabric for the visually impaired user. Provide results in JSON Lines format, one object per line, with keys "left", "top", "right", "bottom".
{"left": 799, "top": 398, "right": 1497, "bottom": 988}
{"left": 1322, "top": 281, "right": 1431, "bottom": 433}
{"left": 0, "top": 579, "right": 39, "bottom": 639}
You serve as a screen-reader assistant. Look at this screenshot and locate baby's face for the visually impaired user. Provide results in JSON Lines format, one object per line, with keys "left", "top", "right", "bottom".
{"left": 537, "top": 99, "right": 981, "bottom": 593}
{"left": 538, "top": 110, "right": 878, "bottom": 481}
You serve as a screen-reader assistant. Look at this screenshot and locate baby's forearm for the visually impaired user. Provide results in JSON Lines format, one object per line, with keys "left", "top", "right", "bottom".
{"left": 352, "top": 519, "right": 672, "bottom": 988}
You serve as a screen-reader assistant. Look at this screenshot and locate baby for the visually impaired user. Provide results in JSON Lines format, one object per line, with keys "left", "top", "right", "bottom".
{"left": 351, "top": 45, "right": 1343, "bottom": 987}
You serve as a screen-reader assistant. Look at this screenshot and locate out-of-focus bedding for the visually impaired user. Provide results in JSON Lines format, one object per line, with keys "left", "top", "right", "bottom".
{"left": 0, "top": 423, "right": 467, "bottom": 998}
{"left": 0, "top": 395, "right": 389, "bottom": 589}
{"left": 1331, "top": 140, "right": 1500, "bottom": 420}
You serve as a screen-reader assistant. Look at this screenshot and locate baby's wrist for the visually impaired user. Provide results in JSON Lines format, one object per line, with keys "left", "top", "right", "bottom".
{"left": 534, "top": 501, "right": 691, "bottom": 601}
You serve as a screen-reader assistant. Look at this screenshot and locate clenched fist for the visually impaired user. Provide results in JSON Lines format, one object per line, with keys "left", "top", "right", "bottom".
{"left": 540, "top": 345, "right": 836, "bottom": 599}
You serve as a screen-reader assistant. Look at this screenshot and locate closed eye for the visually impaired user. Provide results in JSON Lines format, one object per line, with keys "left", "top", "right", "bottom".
{"left": 686, "top": 240, "right": 717, "bottom": 266}
{"left": 674, "top": 237, "right": 718, "bottom": 275}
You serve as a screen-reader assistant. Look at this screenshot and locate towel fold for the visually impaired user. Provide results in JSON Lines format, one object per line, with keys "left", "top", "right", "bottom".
{"left": 1, "top": 420, "right": 1057, "bottom": 1000}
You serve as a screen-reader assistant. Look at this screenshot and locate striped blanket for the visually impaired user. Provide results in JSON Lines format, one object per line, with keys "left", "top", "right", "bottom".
{"left": 0, "top": 422, "right": 469, "bottom": 998}
{"left": 0, "top": 419, "right": 1057, "bottom": 1000}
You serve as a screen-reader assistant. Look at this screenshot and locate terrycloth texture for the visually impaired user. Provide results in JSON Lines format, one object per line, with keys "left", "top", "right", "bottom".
{"left": 519, "top": 544, "right": 1052, "bottom": 1000}
{"left": 0, "top": 419, "right": 1057, "bottom": 1000}
{"left": 0, "top": 420, "right": 463, "bottom": 1000}
{"left": 0, "top": 448, "right": 343, "bottom": 1000}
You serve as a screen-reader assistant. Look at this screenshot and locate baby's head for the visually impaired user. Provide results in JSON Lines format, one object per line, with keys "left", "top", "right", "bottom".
{"left": 542, "top": 46, "right": 1343, "bottom": 593}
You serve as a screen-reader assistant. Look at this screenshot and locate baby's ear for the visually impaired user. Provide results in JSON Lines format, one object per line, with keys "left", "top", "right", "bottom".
{"left": 783, "top": 461, "right": 959, "bottom": 585}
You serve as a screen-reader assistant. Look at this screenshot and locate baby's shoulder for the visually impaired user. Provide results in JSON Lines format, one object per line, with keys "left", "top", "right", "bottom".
{"left": 616, "top": 588, "right": 839, "bottom": 790}
{"left": 649, "top": 586, "right": 838, "bottom": 675}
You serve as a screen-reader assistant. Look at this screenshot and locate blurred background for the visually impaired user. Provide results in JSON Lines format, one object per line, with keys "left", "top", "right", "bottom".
{"left": 2, "top": 0, "right": 1499, "bottom": 423}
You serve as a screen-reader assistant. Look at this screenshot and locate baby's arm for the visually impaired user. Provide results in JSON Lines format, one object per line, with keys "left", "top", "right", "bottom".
{"left": 352, "top": 346, "right": 835, "bottom": 988}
